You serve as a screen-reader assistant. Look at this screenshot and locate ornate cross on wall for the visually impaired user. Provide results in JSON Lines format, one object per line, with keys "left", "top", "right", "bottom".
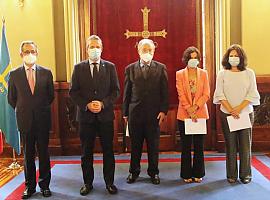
{"left": 124, "top": 7, "right": 167, "bottom": 39}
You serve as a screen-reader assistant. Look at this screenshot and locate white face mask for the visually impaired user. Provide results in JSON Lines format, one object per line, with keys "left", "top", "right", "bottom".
{"left": 188, "top": 59, "right": 199, "bottom": 68}
{"left": 140, "top": 53, "right": 153, "bottom": 63}
{"left": 228, "top": 56, "right": 240, "bottom": 66}
{"left": 88, "top": 48, "right": 102, "bottom": 61}
{"left": 23, "top": 53, "right": 37, "bottom": 65}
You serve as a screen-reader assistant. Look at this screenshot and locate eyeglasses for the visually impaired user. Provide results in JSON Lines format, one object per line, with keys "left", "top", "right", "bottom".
{"left": 22, "top": 50, "right": 37, "bottom": 54}
{"left": 141, "top": 49, "right": 154, "bottom": 54}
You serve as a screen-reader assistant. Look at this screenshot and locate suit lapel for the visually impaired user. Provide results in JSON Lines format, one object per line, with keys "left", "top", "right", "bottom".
{"left": 98, "top": 60, "right": 106, "bottom": 81}
{"left": 183, "top": 68, "right": 193, "bottom": 105}
{"left": 81, "top": 61, "right": 92, "bottom": 88}
{"left": 134, "top": 61, "right": 143, "bottom": 79}
{"left": 135, "top": 60, "right": 156, "bottom": 80}
{"left": 147, "top": 61, "right": 157, "bottom": 80}
{"left": 34, "top": 65, "right": 41, "bottom": 96}
{"left": 193, "top": 68, "right": 201, "bottom": 103}
{"left": 19, "top": 65, "right": 33, "bottom": 96}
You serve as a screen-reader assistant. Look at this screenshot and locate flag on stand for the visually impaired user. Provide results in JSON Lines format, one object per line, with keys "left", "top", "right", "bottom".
{"left": 0, "top": 19, "right": 20, "bottom": 155}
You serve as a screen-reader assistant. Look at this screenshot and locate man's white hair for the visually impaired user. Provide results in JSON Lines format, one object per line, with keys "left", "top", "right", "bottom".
{"left": 137, "top": 38, "right": 155, "bottom": 50}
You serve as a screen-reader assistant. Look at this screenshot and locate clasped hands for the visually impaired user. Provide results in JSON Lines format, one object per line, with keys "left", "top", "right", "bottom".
{"left": 187, "top": 104, "right": 199, "bottom": 122}
{"left": 229, "top": 105, "right": 242, "bottom": 119}
{"left": 87, "top": 100, "right": 103, "bottom": 113}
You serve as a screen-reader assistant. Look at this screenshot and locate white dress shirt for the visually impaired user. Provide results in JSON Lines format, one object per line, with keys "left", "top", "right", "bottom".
{"left": 89, "top": 59, "right": 101, "bottom": 77}
{"left": 140, "top": 60, "right": 151, "bottom": 68}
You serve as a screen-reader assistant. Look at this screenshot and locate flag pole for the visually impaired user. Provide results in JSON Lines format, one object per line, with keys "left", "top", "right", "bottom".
{"left": 1, "top": 17, "right": 21, "bottom": 170}
{"left": 8, "top": 148, "right": 22, "bottom": 170}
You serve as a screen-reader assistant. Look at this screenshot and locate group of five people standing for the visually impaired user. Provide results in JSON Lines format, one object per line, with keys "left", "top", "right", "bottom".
{"left": 7, "top": 35, "right": 259, "bottom": 199}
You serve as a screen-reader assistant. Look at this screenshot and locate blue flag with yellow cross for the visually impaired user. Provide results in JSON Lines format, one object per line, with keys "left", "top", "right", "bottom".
{"left": 0, "top": 20, "right": 20, "bottom": 155}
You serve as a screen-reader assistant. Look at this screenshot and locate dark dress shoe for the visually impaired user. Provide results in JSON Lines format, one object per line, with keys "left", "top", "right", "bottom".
{"left": 150, "top": 174, "right": 160, "bottom": 185}
{"left": 240, "top": 178, "right": 251, "bottom": 184}
{"left": 227, "top": 178, "right": 237, "bottom": 183}
{"left": 80, "top": 184, "right": 93, "bottom": 196}
{"left": 41, "top": 189, "right": 52, "bottom": 197}
{"left": 106, "top": 184, "right": 118, "bottom": 194}
{"left": 126, "top": 173, "right": 138, "bottom": 184}
{"left": 21, "top": 188, "right": 36, "bottom": 199}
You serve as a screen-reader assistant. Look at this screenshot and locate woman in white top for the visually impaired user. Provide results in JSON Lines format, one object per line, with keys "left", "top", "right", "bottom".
{"left": 213, "top": 44, "right": 260, "bottom": 184}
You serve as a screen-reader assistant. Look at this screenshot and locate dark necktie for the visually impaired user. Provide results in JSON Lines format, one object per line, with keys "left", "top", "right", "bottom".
{"left": 92, "top": 63, "right": 98, "bottom": 89}
{"left": 142, "top": 64, "right": 149, "bottom": 79}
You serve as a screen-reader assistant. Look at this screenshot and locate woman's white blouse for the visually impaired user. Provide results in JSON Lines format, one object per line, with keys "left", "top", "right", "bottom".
{"left": 213, "top": 68, "right": 260, "bottom": 114}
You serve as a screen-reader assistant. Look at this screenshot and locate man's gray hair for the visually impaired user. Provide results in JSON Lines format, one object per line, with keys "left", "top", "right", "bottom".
{"left": 20, "top": 40, "right": 38, "bottom": 53}
{"left": 137, "top": 38, "right": 155, "bottom": 50}
{"left": 86, "top": 35, "right": 103, "bottom": 47}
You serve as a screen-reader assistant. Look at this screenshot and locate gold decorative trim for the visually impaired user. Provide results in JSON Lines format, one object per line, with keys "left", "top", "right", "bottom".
{"left": 124, "top": 7, "right": 167, "bottom": 39}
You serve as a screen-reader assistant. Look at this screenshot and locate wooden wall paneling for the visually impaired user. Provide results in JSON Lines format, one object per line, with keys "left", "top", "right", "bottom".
{"left": 123, "top": 106, "right": 178, "bottom": 152}
{"left": 159, "top": 106, "right": 177, "bottom": 151}
{"left": 56, "top": 82, "right": 122, "bottom": 155}
{"left": 1, "top": 82, "right": 62, "bottom": 157}
{"left": 252, "top": 76, "right": 270, "bottom": 151}
{"left": 203, "top": 0, "right": 217, "bottom": 150}
{"left": 57, "top": 82, "right": 81, "bottom": 155}
{"left": 216, "top": 76, "right": 270, "bottom": 152}
{"left": 48, "top": 82, "right": 62, "bottom": 155}
{"left": 113, "top": 105, "right": 125, "bottom": 153}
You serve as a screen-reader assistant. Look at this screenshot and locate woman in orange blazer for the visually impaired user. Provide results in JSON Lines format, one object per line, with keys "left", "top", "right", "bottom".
{"left": 176, "top": 46, "right": 210, "bottom": 183}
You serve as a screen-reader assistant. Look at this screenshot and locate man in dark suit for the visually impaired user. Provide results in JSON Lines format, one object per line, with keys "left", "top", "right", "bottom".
{"left": 69, "top": 35, "right": 120, "bottom": 195}
{"left": 123, "top": 38, "right": 169, "bottom": 185}
{"left": 8, "top": 41, "right": 54, "bottom": 199}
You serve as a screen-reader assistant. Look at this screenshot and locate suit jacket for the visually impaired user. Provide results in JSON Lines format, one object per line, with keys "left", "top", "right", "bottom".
{"left": 8, "top": 65, "right": 54, "bottom": 132}
{"left": 176, "top": 67, "right": 210, "bottom": 121}
{"left": 69, "top": 59, "right": 120, "bottom": 123}
{"left": 123, "top": 60, "right": 169, "bottom": 122}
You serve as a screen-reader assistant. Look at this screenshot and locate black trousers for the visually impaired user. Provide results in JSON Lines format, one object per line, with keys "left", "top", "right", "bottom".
{"left": 21, "top": 120, "right": 51, "bottom": 190}
{"left": 178, "top": 120, "right": 205, "bottom": 179}
{"left": 128, "top": 118, "right": 160, "bottom": 177}
{"left": 79, "top": 118, "right": 115, "bottom": 186}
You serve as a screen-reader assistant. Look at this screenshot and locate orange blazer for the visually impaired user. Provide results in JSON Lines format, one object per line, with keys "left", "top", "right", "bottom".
{"left": 176, "top": 67, "right": 210, "bottom": 121}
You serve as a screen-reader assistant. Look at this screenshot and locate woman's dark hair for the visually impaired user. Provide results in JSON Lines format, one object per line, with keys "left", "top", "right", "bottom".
{"left": 182, "top": 46, "right": 201, "bottom": 65}
{"left": 222, "top": 44, "right": 247, "bottom": 71}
